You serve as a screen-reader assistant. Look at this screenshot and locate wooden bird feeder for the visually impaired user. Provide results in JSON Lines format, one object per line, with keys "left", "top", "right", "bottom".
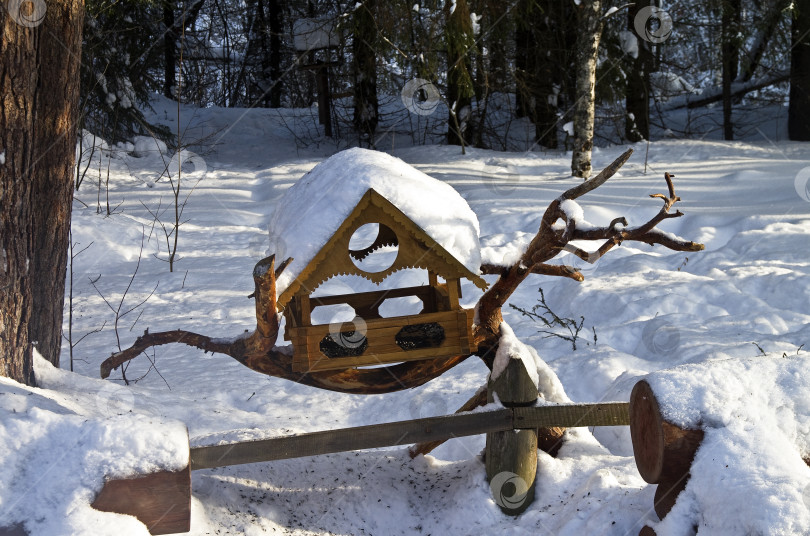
{"left": 279, "top": 188, "right": 488, "bottom": 373}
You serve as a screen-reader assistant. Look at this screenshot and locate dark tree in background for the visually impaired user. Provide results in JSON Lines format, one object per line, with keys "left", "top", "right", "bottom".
{"left": 515, "top": 0, "right": 565, "bottom": 149}
{"left": 721, "top": 0, "right": 742, "bottom": 140}
{"left": 0, "top": 0, "right": 85, "bottom": 383}
{"left": 80, "top": 0, "right": 171, "bottom": 143}
{"left": 790, "top": 0, "right": 810, "bottom": 140}
{"left": 445, "top": 0, "right": 476, "bottom": 147}
{"left": 352, "top": 0, "right": 379, "bottom": 143}
{"left": 625, "top": 1, "right": 652, "bottom": 141}
{"left": 266, "top": 0, "right": 284, "bottom": 108}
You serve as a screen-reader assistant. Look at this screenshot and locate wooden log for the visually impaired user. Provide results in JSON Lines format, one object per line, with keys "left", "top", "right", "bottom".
{"left": 629, "top": 379, "right": 704, "bottom": 519}
{"left": 485, "top": 357, "right": 538, "bottom": 515}
{"left": 91, "top": 465, "right": 191, "bottom": 535}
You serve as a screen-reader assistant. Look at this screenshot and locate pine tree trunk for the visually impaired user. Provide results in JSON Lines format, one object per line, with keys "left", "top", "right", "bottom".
{"left": 515, "top": 0, "right": 561, "bottom": 149}
{"left": 721, "top": 0, "right": 741, "bottom": 140}
{"left": 0, "top": 0, "right": 84, "bottom": 383}
{"left": 268, "top": 0, "right": 282, "bottom": 108}
{"left": 571, "top": 0, "right": 602, "bottom": 178}
{"left": 353, "top": 0, "right": 378, "bottom": 143}
{"left": 483, "top": 0, "right": 509, "bottom": 92}
{"left": 514, "top": 2, "right": 530, "bottom": 119}
{"left": 446, "top": 0, "right": 475, "bottom": 147}
{"left": 625, "top": 2, "right": 651, "bottom": 142}
{"left": 0, "top": 10, "right": 37, "bottom": 385}
{"left": 533, "top": 0, "right": 562, "bottom": 149}
{"left": 789, "top": 0, "right": 810, "bottom": 140}
{"left": 28, "top": 0, "right": 84, "bottom": 367}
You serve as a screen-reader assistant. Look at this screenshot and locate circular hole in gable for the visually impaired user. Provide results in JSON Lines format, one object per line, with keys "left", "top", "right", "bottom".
{"left": 348, "top": 223, "right": 399, "bottom": 273}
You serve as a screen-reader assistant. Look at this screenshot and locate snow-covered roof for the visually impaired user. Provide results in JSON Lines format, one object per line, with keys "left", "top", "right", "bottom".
{"left": 267, "top": 148, "right": 482, "bottom": 297}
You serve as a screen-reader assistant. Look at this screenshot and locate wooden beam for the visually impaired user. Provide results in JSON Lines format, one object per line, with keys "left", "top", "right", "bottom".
{"left": 190, "top": 403, "right": 630, "bottom": 471}
{"left": 191, "top": 409, "right": 514, "bottom": 470}
{"left": 513, "top": 402, "right": 629, "bottom": 428}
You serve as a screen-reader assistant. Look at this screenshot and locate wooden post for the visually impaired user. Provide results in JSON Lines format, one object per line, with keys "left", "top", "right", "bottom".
{"left": 629, "top": 379, "right": 704, "bottom": 527}
{"left": 485, "top": 357, "right": 538, "bottom": 515}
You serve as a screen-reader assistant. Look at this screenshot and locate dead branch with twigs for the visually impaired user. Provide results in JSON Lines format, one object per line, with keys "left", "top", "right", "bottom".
{"left": 99, "top": 148, "right": 703, "bottom": 426}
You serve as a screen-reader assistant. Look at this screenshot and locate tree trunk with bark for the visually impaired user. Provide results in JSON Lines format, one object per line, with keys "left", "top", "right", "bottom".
{"left": 446, "top": 0, "right": 475, "bottom": 148}
{"left": 28, "top": 0, "right": 85, "bottom": 367}
{"left": 789, "top": 0, "right": 810, "bottom": 140}
{"left": 0, "top": 0, "right": 84, "bottom": 384}
{"left": 721, "top": 0, "right": 742, "bottom": 140}
{"left": 514, "top": 0, "right": 562, "bottom": 149}
{"left": 267, "top": 0, "right": 282, "bottom": 108}
{"left": 625, "top": 2, "right": 651, "bottom": 142}
{"left": 482, "top": 0, "right": 510, "bottom": 93}
{"left": 353, "top": 0, "right": 379, "bottom": 144}
{"left": 514, "top": 1, "right": 530, "bottom": 119}
{"left": 571, "top": 0, "right": 603, "bottom": 178}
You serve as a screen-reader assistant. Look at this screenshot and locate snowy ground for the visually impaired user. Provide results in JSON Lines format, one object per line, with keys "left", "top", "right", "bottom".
{"left": 2, "top": 97, "right": 810, "bottom": 535}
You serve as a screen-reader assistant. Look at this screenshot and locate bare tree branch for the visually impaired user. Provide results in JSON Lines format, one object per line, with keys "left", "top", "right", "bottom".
{"left": 99, "top": 150, "right": 703, "bottom": 398}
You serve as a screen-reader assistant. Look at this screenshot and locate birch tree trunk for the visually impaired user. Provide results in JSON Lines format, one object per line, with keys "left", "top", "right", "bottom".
{"left": 571, "top": 0, "right": 603, "bottom": 179}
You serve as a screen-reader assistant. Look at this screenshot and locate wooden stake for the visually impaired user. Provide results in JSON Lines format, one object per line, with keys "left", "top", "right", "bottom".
{"left": 485, "top": 357, "right": 538, "bottom": 515}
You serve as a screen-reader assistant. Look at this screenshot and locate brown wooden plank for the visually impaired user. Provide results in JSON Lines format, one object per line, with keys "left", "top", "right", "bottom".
{"left": 301, "top": 310, "right": 464, "bottom": 336}
{"left": 191, "top": 409, "right": 514, "bottom": 470}
{"left": 361, "top": 337, "right": 460, "bottom": 355}
{"left": 91, "top": 465, "right": 191, "bottom": 535}
{"left": 512, "top": 403, "right": 630, "bottom": 429}
{"left": 310, "top": 285, "right": 434, "bottom": 309}
{"left": 305, "top": 346, "right": 465, "bottom": 371}
{"left": 299, "top": 295, "right": 311, "bottom": 326}
{"left": 446, "top": 278, "right": 460, "bottom": 309}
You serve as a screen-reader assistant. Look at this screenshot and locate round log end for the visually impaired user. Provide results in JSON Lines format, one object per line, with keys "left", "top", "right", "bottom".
{"left": 630, "top": 380, "right": 665, "bottom": 484}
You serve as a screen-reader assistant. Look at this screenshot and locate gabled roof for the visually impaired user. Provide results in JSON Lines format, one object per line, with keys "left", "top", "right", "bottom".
{"left": 267, "top": 148, "right": 483, "bottom": 301}
{"left": 276, "top": 188, "right": 487, "bottom": 310}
